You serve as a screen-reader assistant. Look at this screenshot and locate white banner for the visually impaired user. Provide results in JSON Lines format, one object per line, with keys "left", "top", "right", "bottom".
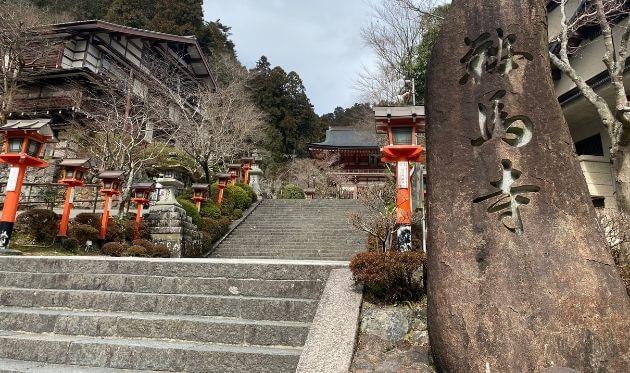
{"left": 397, "top": 161, "right": 409, "bottom": 188}
{"left": 5, "top": 167, "right": 19, "bottom": 192}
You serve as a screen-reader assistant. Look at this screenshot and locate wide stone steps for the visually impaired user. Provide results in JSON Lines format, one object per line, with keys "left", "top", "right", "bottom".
{"left": 212, "top": 199, "right": 368, "bottom": 260}
{"left": 0, "top": 256, "right": 341, "bottom": 372}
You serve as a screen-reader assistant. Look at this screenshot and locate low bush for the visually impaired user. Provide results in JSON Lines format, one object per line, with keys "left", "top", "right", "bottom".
{"left": 177, "top": 197, "right": 201, "bottom": 226}
{"left": 70, "top": 223, "right": 99, "bottom": 246}
{"left": 150, "top": 244, "right": 170, "bottom": 258}
{"left": 279, "top": 184, "right": 305, "bottom": 199}
{"left": 61, "top": 238, "right": 79, "bottom": 252}
{"left": 102, "top": 241, "right": 126, "bottom": 257}
{"left": 73, "top": 213, "right": 101, "bottom": 228}
{"left": 200, "top": 202, "right": 221, "bottom": 219}
{"left": 14, "top": 209, "right": 60, "bottom": 243}
{"left": 231, "top": 208, "right": 243, "bottom": 220}
{"left": 198, "top": 217, "right": 231, "bottom": 248}
{"left": 349, "top": 251, "right": 426, "bottom": 303}
{"left": 124, "top": 244, "right": 149, "bottom": 257}
{"left": 236, "top": 183, "right": 257, "bottom": 203}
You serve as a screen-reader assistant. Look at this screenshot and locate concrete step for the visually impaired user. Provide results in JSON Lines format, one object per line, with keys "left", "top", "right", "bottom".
{"left": 0, "top": 357, "right": 157, "bottom": 372}
{"left": 0, "top": 271, "right": 325, "bottom": 299}
{"left": 0, "top": 287, "right": 317, "bottom": 322}
{"left": 0, "top": 306, "right": 309, "bottom": 347}
{"left": 0, "top": 257, "right": 335, "bottom": 281}
{"left": 0, "top": 331, "right": 301, "bottom": 372}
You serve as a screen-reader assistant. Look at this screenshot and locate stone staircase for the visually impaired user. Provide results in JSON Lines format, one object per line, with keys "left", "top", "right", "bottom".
{"left": 212, "top": 199, "right": 368, "bottom": 261}
{"left": 0, "top": 256, "right": 343, "bottom": 372}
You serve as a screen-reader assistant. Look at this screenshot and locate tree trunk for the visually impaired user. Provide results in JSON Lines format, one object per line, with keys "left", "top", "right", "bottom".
{"left": 202, "top": 163, "right": 211, "bottom": 184}
{"left": 613, "top": 143, "right": 630, "bottom": 213}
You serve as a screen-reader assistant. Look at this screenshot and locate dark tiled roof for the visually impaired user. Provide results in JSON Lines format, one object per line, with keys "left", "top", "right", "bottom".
{"left": 310, "top": 127, "right": 381, "bottom": 149}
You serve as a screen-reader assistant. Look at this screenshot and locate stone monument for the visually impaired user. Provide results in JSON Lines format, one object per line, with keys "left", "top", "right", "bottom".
{"left": 425, "top": 1, "right": 629, "bottom": 371}
{"left": 145, "top": 177, "right": 201, "bottom": 258}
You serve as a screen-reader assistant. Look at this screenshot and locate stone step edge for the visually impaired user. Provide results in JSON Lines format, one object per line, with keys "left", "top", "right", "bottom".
{"left": 0, "top": 256, "right": 348, "bottom": 266}
{"left": 0, "top": 331, "right": 303, "bottom": 356}
{"left": 0, "top": 286, "right": 318, "bottom": 304}
{"left": 0, "top": 306, "right": 311, "bottom": 328}
{"left": 0, "top": 357, "right": 158, "bottom": 373}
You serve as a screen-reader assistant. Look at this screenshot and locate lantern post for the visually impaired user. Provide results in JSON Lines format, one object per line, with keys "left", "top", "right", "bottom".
{"left": 191, "top": 184, "right": 209, "bottom": 212}
{"left": 130, "top": 182, "right": 154, "bottom": 240}
{"left": 96, "top": 171, "right": 124, "bottom": 240}
{"left": 215, "top": 173, "right": 231, "bottom": 208}
{"left": 240, "top": 157, "right": 255, "bottom": 186}
{"left": 57, "top": 158, "right": 90, "bottom": 239}
{"left": 375, "top": 106, "right": 426, "bottom": 251}
{"left": 227, "top": 164, "right": 241, "bottom": 186}
{"left": 0, "top": 119, "right": 54, "bottom": 253}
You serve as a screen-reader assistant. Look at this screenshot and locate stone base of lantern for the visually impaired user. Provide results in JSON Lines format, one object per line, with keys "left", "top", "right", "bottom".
{"left": 145, "top": 204, "right": 201, "bottom": 258}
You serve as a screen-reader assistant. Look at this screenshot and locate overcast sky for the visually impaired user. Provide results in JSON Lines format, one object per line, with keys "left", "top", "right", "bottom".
{"left": 202, "top": 0, "right": 378, "bottom": 115}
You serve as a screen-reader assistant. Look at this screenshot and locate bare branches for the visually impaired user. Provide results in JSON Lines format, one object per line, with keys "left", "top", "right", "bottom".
{"left": 349, "top": 181, "right": 398, "bottom": 252}
{"left": 175, "top": 56, "right": 263, "bottom": 182}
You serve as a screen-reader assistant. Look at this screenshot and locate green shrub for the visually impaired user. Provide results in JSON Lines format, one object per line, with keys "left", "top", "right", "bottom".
{"left": 177, "top": 197, "right": 201, "bottom": 226}
{"left": 61, "top": 238, "right": 79, "bottom": 252}
{"left": 230, "top": 185, "right": 252, "bottom": 210}
{"left": 231, "top": 208, "right": 243, "bottom": 220}
{"left": 150, "top": 244, "right": 170, "bottom": 258}
{"left": 124, "top": 245, "right": 149, "bottom": 257}
{"left": 102, "top": 241, "right": 126, "bottom": 257}
{"left": 199, "top": 217, "right": 231, "bottom": 243}
{"left": 131, "top": 239, "right": 153, "bottom": 250}
{"left": 349, "top": 251, "right": 426, "bottom": 303}
{"left": 70, "top": 223, "right": 99, "bottom": 246}
{"left": 74, "top": 213, "right": 101, "bottom": 228}
{"left": 200, "top": 202, "right": 221, "bottom": 219}
{"left": 14, "top": 209, "right": 60, "bottom": 243}
{"left": 236, "top": 183, "right": 257, "bottom": 203}
{"left": 279, "top": 184, "right": 305, "bottom": 199}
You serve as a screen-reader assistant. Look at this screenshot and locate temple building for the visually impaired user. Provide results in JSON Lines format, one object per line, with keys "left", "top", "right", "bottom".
{"left": 308, "top": 126, "right": 389, "bottom": 198}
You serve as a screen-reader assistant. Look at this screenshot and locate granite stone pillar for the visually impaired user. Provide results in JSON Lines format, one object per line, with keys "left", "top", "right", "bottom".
{"left": 146, "top": 177, "right": 201, "bottom": 258}
{"left": 425, "top": 0, "right": 629, "bottom": 371}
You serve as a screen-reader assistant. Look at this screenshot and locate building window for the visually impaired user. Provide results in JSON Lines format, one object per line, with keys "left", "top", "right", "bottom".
{"left": 368, "top": 154, "right": 379, "bottom": 167}
{"left": 575, "top": 134, "right": 604, "bottom": 156}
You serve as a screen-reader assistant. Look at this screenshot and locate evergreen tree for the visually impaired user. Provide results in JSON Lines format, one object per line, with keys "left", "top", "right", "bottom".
{"left": 149, "top": 0, "right": 203, "bottom": 36}
{"left": 105, "top": 0, "right": 154, "bottom": 29}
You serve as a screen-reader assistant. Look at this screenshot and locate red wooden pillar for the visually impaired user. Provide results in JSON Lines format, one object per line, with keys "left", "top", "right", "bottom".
{"left": 216, "top": 174, "right": 231, "bottom": 207}
{"left": 130, "top": 182, "right": 154, "bottom": 240}
{"left": 57, "top": 159, "right": 89, "bottom": 238}
{"left": 191, "top": 183, "right": 209, "bottom": 212}
{"left": 241, "top": 157, "right": 255, "bottom": 186}
{"left": 96, "top": 171, "right": 124, "bottom": 241}
{"left": 227, "top": 164, "right": 241, "bottom": 186}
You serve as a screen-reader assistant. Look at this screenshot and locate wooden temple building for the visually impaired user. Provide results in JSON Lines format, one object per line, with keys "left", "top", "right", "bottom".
{"left": 308, "top": 126, "right": 390, "bottom": 198}
{"left": 5, "top": 20, "right": 216, "bottom": 183}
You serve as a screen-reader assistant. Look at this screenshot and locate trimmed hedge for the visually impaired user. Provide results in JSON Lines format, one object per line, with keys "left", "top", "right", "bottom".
{"left": 279, "top": 184, "right": 305, "bottom": 199}
{"left": 350, "top": 251, "right": 426, "bottom": 302}
{"left": 200, "top": 202, "right": 221, "bottom": 219}
{"left": 177, "top": 197, "right": 201, "bottom": 226}
{"left": 102, "top": 241, "right": 126, "bottom": 257}
{"left": 14, "top": 209, "right": 60, "bottom": 243}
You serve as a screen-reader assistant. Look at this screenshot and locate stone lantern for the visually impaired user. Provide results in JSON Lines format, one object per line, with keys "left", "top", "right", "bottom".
{"left": 0, "top": 119, "right": 55, "bottom": 253}
{"left": 96, "top": 170, "right": 124, "bottom": 240}
{"left": 227, "top": 164, "right": 241, "bottom": 186}
{"left": 240, "top": 157, "right": 255, "bottom": 185}
{"left": 57, "top": 158, "right": 90, "bottom": 239}
{"left": 191, "top": 184, "right": 209, "bottom": 212}
{"left": 215, "top": 173, "right": 231, "bottom": 208}
{"left": 375, "top": 106, "right": 426, "bottom": 251}
{"left": 130, "top": 182, "right": 155, "bottom": 240}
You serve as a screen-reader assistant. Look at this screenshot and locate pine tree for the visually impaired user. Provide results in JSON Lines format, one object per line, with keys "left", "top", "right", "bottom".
{"left": 149, "top": 0, "right": 203, "bottom": 36}
{"left": 105, "top": 0, "right": 154, "bottom": 29}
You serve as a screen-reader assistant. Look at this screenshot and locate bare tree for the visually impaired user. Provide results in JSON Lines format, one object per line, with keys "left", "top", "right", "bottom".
{"left": 175, "top": 57, "right": 263, "bottom": 183}
{"left": 548, "top": 0, "right": 630, "bottom": 211}
{"left": 0, "top": 1, "right": 68, "bottom": 123}
{"left": 349, "top": 181, "right": 398, "bottom": 252}
{"left": 357, "top": 0, "right": 437, "bottom": 103}
{"left": 281, "top": 153, "right": 351, "bottom": 198}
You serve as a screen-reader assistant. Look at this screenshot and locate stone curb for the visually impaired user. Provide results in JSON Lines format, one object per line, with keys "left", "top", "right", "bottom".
{"left": 203, "top": 199, "right": 263, "bottom": 257}
{"left": 296, "top": 268, "right": 362, "bottom": 373}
